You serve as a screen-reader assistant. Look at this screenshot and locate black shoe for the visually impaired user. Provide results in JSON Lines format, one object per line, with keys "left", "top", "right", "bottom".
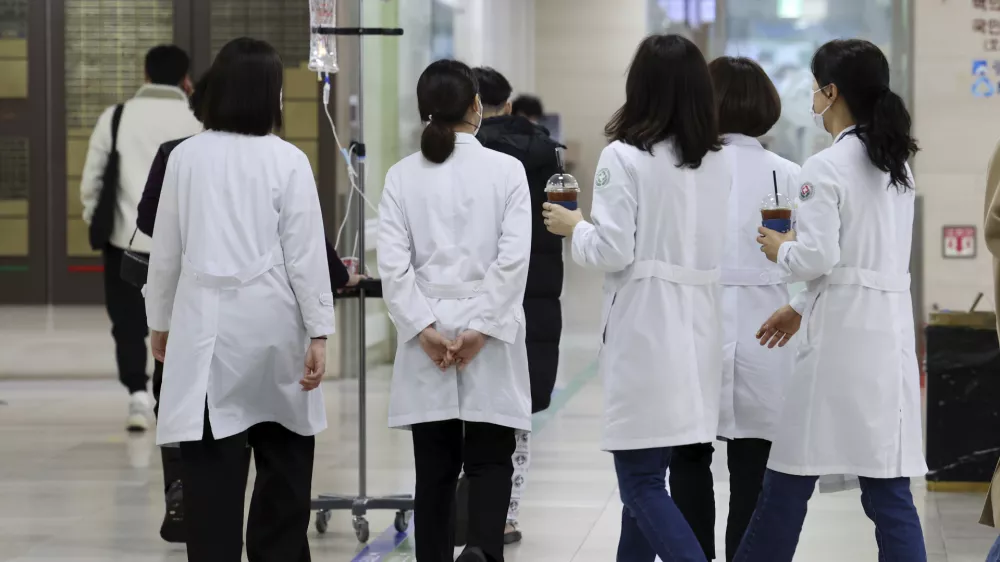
{"left": 456, "top": 546, "right": 488, "bottom": 562}
{"left": 159, "top": 480, "right": 186, "bottom": 544}
{"left": 453, "top": 475, "right": 470, "bottom": 547}
{"left": 503, "top": 527, "right": 522, "bottom": 545}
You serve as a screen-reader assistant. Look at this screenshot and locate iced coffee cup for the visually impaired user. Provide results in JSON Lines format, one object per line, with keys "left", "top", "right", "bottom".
{"left": 545, "top": 173, "right": 580, "bottom": 211}
{"left": 760, "top": 193, "right": 793, "bottom": 233}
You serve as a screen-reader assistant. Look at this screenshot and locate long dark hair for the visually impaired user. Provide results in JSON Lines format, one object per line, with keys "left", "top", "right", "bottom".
{"left": 811, "top": 39, "right": 918, "bottom": 191}
{"left": 417, "top": 60, "right": 478, "bottom": 164}
{"left": 605, "top": 34, "right": 721, "bottom": 168}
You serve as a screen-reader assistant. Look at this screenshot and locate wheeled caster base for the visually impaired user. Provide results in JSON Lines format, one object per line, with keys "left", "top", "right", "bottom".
{"left": 315, "top": 510, "right": 331, "bottom": 534}
{"left": 353, "top": 516, "right": 370, "bottom": 542}
{"left": 393, "top": 510, "right": 411, "bottom": 533}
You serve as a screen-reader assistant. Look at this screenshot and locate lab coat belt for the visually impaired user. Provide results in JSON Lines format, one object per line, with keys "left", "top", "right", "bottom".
{"left": 824, "top": 267, "right": 910, "bottom": 292}
{"left": 417, "top": 279, "right": 484, "bottom": 300}
{"left": 720, "top": 268, "right": 786, "bottom": 286}
{"left": 183, "top": 246, "right": 285, "bottom": 289}
{"left": 631, "top": 260, "right": 720, "bottom": 286}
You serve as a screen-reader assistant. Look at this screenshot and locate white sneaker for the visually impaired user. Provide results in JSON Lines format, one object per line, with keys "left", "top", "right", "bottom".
{"left": 127, "top": 391, "right": 152, "bottom": 432}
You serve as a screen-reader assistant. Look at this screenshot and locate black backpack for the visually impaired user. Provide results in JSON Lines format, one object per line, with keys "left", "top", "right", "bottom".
{"left": 88, "top": 103, "right": 125, "bottom": 250}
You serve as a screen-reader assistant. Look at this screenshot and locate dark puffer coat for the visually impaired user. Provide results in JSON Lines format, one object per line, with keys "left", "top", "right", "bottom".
{"left": 478, "top": 115, "right": 563, "bottom": 413}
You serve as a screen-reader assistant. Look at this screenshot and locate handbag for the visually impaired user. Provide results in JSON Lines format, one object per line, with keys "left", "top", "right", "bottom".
{"left": 88, "top": 103, "right": 125, "bottom": 250}
{"left": 120, "top": 227, "right": 148, "bottom": 288}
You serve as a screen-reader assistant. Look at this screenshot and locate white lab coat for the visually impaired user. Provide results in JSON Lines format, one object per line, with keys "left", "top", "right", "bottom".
{"left": 573, "top": 140, "right": 732, "bottom": 451}
{"left": 718, "top": 135, "right": 800, "bottom": 441}
{"left": 378, "top": 133, "right": 533, "bottom": 431}
{"left": 146, "top": 132, "right": 335, "bottom": 446}
{"left": 769, "top": 127, "right": 927, "bottom": 479}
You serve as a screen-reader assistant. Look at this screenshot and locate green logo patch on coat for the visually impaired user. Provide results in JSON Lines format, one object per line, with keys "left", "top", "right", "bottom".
{"left": 596, "top": 168, "right": 611, "bottom": 188}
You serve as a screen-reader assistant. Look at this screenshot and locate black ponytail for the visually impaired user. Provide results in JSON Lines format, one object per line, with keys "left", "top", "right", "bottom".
{"left": 416, "top": 60, "right": 478, "bottom": 165}
{"left": 812, "top": 39, "right": 919, "bottom": 192}
{"left": 864, "top": 89, "right": 919, "bottom": 191}
{"left": 421, "top": 120, "right": 456, "bottom": 164}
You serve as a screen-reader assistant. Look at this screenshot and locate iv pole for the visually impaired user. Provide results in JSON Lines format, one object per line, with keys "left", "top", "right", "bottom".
{"left": 309, "top": 1, "right": 410, "bottom": 544}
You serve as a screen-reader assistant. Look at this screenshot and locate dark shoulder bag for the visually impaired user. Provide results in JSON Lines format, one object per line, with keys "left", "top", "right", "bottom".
{"left": 88, "top": 103, "right": 125, "bottom": 250}
{"left": 120, "top": 228, "right": 148, "bottom": 288}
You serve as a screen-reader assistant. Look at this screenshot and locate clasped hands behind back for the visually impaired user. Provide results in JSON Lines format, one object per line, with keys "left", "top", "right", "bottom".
{"left": 418, "top": 327, "right": 487, "bottom": 372}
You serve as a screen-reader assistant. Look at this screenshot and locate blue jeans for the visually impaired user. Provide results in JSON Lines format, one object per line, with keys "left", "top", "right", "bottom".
{"left": 733, "top": 469, "right": 927, "bottom": 562}
{"left": 988, "top": 534, "right": 1000, "bottom": 561}
{"left": 612, "top": 447, "right": 708, "bottom": 562}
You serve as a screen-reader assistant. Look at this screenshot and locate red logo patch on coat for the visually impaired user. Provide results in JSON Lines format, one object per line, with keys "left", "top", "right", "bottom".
{"left": 799, "top": 183, "right": 813, "bottom": 201}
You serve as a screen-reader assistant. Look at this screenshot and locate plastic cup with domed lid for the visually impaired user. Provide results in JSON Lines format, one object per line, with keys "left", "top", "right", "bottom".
{"left": 545, "top": 147, "right": 580, "bottom": 210}
{"left": 545, "top": 173, "right": 580, "bottom": 210}
{"left": 760, "top": 192, "right": 793, "bottom": 233}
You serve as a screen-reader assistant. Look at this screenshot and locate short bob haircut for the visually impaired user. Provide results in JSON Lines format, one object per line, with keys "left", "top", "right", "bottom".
{"left": 202, "top": 37, "right": 283, "bottom": 136}
{"left": 189, "top": 73, "right": 209, "bottom": 122}
{"left": 605, "top": 34, "right": 721, "bottom": 168}
{"left": 710, "top": 56, "right": 781, "bottom": 138}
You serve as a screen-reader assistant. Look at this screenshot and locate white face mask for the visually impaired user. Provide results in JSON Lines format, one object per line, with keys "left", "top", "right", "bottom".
{"left": 810, "top": 85, "right": 832, "bottom": 131}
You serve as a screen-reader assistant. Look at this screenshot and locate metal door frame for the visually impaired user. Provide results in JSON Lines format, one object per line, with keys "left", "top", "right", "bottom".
{"left": 4, "top": 0, "right": 336, "bottom": 304}
{"left": 50, "top": 0, "right": 198, "bottom": 303}
{"left": 0, "top": 0, "right": 48, "bottom": 303}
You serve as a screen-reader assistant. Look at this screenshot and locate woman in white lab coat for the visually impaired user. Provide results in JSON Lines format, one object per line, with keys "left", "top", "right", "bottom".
{"left": 145, "top": 38, "right": 334, "bottom": 562}
{"left": 377, "top": 59, "right": 532, "bottom": 562}
{"left": 543, "top": 34, "right": 729, "bottom": 562}
{"left": 735, "top": 39, "right": 927, "bottom": 562}
{"left": 668, "top": 56, "right": 800, "bottom": 562}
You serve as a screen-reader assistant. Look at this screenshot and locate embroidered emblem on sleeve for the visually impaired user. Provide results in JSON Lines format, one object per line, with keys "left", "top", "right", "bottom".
{"left": 799, "top": 183, "right": 814, "bottom": 201}
{"left": 595, "top": 168, "right": 611, "bottom": 188}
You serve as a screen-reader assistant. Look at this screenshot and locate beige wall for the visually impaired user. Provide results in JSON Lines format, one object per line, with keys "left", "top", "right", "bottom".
{"left": 456, "top": 0, "right": 536, "bottom": 94}
{"left": 914, "top": 1, "right": 997, "bottom": 313}
{"left": 534, "top": 0, "right": 646, "bottom": 212}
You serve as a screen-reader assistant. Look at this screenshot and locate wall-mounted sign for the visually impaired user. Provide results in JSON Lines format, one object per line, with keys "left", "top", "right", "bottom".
{"left": 973, "top": 0, "right": 1000, "bottom": 51}
{"left": 943, "top": 225, "right": 977, "bottom": 258}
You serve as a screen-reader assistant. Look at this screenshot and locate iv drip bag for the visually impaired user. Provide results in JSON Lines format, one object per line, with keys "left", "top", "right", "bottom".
{"left": 309, "top": 0, "right": 339, "bottom": 74}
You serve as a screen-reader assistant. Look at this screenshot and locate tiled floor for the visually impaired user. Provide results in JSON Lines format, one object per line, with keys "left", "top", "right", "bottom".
{"left": 1, "top": 264, "right": 998, "bottom": 561}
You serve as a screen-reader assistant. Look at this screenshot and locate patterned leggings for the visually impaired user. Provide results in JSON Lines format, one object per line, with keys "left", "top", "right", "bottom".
{"left": 508, "top": 430, "right": 531, "bottom": 524}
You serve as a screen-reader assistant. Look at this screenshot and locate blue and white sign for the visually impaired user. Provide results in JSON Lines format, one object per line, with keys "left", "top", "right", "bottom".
{"left": 973, "top": 59, "right": 997, "bottom": 97}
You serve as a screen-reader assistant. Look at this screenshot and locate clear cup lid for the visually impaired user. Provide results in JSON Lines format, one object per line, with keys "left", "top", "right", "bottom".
{"left": 545, "top": 173, "right": 580, "bottom": 192}
{"left": 760, "top": 192, "right": 792, "bottom": 210}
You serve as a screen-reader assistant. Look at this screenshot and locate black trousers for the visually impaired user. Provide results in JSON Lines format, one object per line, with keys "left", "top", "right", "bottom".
{"left": 102, "top": 245, "right": 149, "bottom": 394}
{"left": 152, "top": 360, "right": 183, "bottom": 492}
{"left": 669, "top": 439, "right": 772, "bottom": 562}
{"left": 412, "top": 420, "right": 516, "bottom": 562}
{"left": 180, "top": 408, "right": 315, "bottom": 562}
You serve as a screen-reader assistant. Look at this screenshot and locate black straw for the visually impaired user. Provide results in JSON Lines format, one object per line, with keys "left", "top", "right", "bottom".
{"left": 772, "top": 170, "right": 779, "bottom": 202}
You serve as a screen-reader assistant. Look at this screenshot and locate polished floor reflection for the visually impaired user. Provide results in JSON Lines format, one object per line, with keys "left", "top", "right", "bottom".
{"left": 1, "top": 263, "right": 997, "bottom": 561}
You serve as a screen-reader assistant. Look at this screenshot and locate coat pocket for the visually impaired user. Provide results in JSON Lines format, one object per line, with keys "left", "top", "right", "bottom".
{"left": 600, "top": 293, "right": 618, "bottom": 345}
{"left": 801, "top": 291, "right": 823, "bottom": 348}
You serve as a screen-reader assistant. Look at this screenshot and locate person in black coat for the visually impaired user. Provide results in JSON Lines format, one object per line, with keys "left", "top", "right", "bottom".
{"left": 136, "top": 72, "right": 359, "bottom": 544}
{"left": 465, "top": 67, "right": 564, "bottom": 545}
